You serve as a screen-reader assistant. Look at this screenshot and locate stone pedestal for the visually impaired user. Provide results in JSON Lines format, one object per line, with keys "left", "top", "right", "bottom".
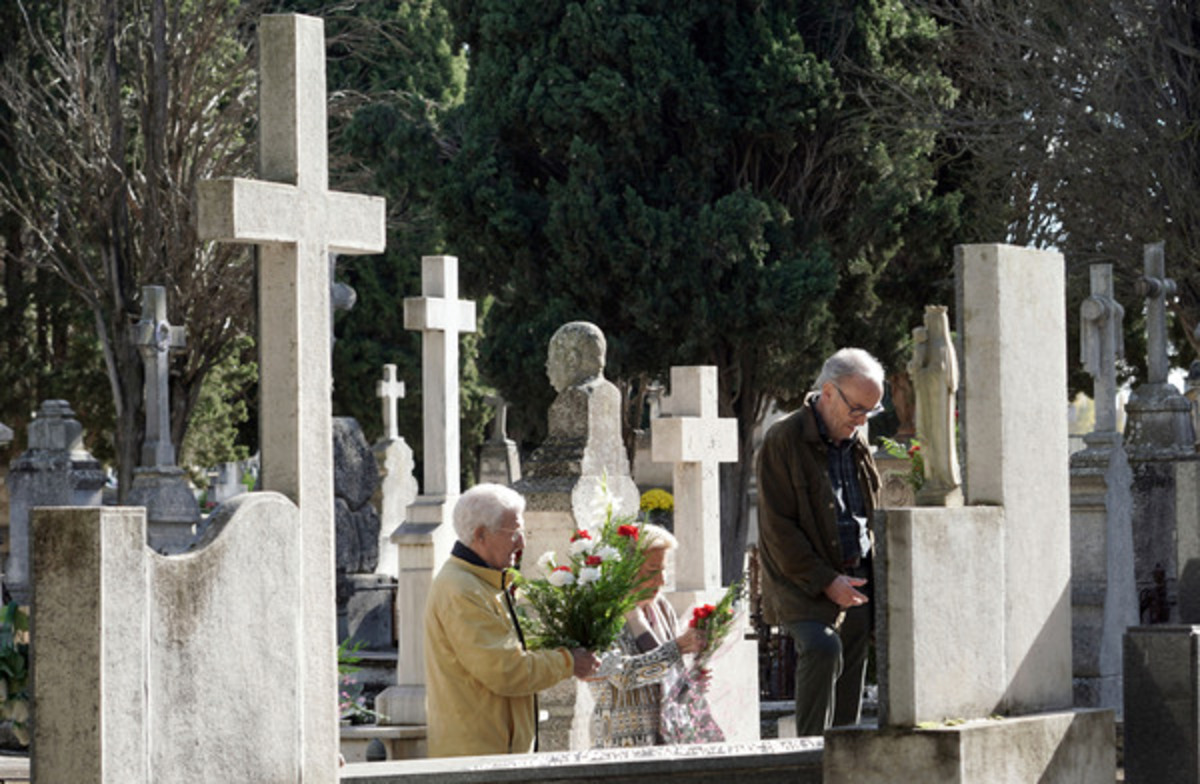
{"left": 874, "top": 506, "right": 1006, "bottom": 726}
{"left": 375, "top": 503, "right": 456, "bottom": 726}
{"left": 128, "top": 467, "right": 201, "bottom": 554}
{"left": 825, "top": 709, "right": 1115, "bottom": 784}
{"left": 339, "top": 572, "right": 396, "bottom": 649}
{"left": 1070, "top": 434, "right": 1137, "bottom": 713}
{"left": 478, "top": 438, "right": 521, "bottom": 485}
{"left": 6, "top": 400, "right": 105, "bottom": 604}
{"left": 1126, "top": 455, "right": 1200, "bottom": 624}
{"left": 372, "top": 436, "right": 417, "bottom": 580}
{"left": 1124, "top": 625, "right": 1200, "bottom": 784}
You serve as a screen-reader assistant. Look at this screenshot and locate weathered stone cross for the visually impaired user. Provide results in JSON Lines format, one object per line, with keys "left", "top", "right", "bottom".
{"left": 652, "top": 366, "right": 738, "bottom": 591}
{"left": 1140, "top": 241, "right": 1175, "bottom": 386}
{"left": 1080, "top": 264, "right": 1124, "bottom": 435}
{"left": 403, "top": 255, "right": 476, "bottom": 502}
{"left": 376, "top": 363, "right": 405, "bottom": 442}
{"left": 195, "top": 14, "right": 385, "bottom": 778}
{"left": 131, "top": 285, "right": 187, "bottom": 467}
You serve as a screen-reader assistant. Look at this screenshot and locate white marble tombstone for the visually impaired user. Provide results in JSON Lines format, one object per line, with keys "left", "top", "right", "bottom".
{"left": 372, "top": 363, "right": 418, "bottom": 580}
{"left": 26, "top": 15, "right": 387, "bottom": 783}
{"left": 652, "top": 365, "right": 758, "bottom": 744}
{"left": 376, "top": 255, "right": 476, "bottom": 725}
{"left": 824, "top": 244, "right": 1113, "bottom": 784}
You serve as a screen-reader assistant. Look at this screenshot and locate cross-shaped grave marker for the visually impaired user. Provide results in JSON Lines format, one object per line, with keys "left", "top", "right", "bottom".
{"left": 403, "top": 255, "right": 476, "bottom": 503}
{"left": 195, "top": 14, "right": 385, "bottom": 777}
{"left": 376, "top": 363, "right": 406, "bottom": 442}
{"left": 652, "top": 365, "right": 738, "bottom": 591}
{"left": 1080, "top": 264, "right": 1124, "bottom": 437}
{"left": 131, "top": 285, "right": 187, "bottom": 468}
{"left": 1140, "top": 241, "right": 1175, "bottom": 386}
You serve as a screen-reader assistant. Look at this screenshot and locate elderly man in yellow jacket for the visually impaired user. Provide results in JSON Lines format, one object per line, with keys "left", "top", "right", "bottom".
{"left": 424, "top": 483, "right": 600, "bottom": 757}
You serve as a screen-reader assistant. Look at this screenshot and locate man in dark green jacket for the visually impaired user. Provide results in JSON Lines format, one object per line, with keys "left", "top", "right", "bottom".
{"left": 757, "top": 348, "right": 884, "bottom": 736}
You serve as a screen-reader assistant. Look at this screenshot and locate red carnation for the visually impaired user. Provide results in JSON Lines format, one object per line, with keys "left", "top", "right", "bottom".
{"left": 571, "top": 529, "right": 592, "bottom": 542}
{"left": 585, "top": 555, "right": 603, "bottom": 566}
{"left": 617, "top": 524, "right": 640, "bottom": 541}
{"left": 689, "top": 604, "right": 716, "bottom": 628}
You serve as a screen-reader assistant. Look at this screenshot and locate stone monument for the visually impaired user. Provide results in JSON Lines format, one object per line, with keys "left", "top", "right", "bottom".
{"left": 35, "top": 9, "right": 390, "bottom": 772}
{"left": 824, "top": 244, "right": 1113, "bottom": 783}
{"left": 5, "top": 400, "right": 105, "bottom": 605}
{"left": 375, "top": 255, "right": 475, "bottom": 726}
{"left": 908, "top": 304, "right": 962, "bottom": 507}
{"left": 478, "top": 394, "right": 521, "bottom": 485}
{"left": 126, "top": 284, "right": 202, "bottom": 553}
{"left": 512, "top": 321, "right": 641, "bottom": 750}
{"left": 1122, "top": 242, "right": 1200, "bottom": 624}
{"left": 1070, "top": 263, "right": 1137, "bottom": 714}
{"left": 371, "top": 363, "right": 418, "bottom": 580}
{"left": 651, "top": 365, "right": 758, "bottom": 743}
{"left": 335, "top": 416, "right": 395, "bottom": 649}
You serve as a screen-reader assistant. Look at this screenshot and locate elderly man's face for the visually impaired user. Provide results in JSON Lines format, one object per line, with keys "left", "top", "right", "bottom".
{"left": 473, "top": 509, "right": 526, "bottom": 570}
{"left": 819, "top": 374, "right": 884, "bottom": 443}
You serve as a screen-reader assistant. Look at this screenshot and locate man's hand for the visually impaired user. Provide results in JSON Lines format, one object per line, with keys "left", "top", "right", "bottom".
{"left": 570, "top": 647, "right": 601, "bottom": 679}
{"left": 823, "top": 574, "right": 869, "bottom": 609}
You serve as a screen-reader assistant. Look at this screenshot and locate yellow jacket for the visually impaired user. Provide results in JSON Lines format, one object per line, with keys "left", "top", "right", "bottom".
{"left": 424, "top": 548, "right": 572, "bottom": 757}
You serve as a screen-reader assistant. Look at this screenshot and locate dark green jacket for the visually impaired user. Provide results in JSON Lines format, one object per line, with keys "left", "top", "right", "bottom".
{"left": 756, "top": 393, "right": 881, "bottom": 627}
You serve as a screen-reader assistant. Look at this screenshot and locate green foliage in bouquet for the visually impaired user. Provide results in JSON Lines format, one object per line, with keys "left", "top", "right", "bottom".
{"left": 512, "top": 509, "right": 652, "bottom": 652}
{"left": 688, "top": 577, "right": 746, "bottom": 668}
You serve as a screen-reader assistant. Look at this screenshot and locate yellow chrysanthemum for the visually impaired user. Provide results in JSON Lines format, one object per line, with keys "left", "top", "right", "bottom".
{"left": 639, "top": 488, "right": 674, "bottom": 512}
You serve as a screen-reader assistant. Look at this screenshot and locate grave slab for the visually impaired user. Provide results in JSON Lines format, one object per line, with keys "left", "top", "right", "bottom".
{"left": 1123, "top": 625, "right": 1200, "bottom": 784}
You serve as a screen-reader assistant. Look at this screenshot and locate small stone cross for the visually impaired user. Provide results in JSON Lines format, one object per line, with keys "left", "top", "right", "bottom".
{"left": 403, "top": 255, "right": 476, "bottom": 500}
{"left": 1080, "top": 264, "right": 1124, "bottom": 434}
{"left": 651, "top": 366, "right": 738, "bottom": 591}
{"left": 1139, "top": 242, "right": 1176, "bottom": 385}
{"left": 195, "top": 14, "right": 385, "bottom": 778}
{"left": 376, "top": 364, "right": 406, "bottom": 442}
{"left": 131, "top": 285, "right": 187, "bottom": 468}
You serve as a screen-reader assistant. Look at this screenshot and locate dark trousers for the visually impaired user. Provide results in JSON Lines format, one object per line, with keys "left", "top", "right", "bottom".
{"left": 780, "top": 591, "right": 871, "bottom": 736}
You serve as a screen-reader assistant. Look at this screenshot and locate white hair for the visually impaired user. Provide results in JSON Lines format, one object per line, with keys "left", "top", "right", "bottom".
{"left": 813, "top": 347, "right": 885, "bottom": 390}
{"left": 453, "top": 484, "right": 526, "bottom": 543}
{"left": 640, "top": 523, "right": 677, "bottom": 552}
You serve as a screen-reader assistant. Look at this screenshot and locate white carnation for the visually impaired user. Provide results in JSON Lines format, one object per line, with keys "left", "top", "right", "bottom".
{"left": 547, "top": 568, "right": 576, "bottom": 587}
{"left": 569, "top": 537, "right": 595, "bottom": 557}
{"left": 578, "top": 566, "right": 601, "bottom": 586}
{"left": 595, "top": 545, "right": 620, "bottom": 562}
{"left": 537, "top": 551, "right": 557, "bottom": 574}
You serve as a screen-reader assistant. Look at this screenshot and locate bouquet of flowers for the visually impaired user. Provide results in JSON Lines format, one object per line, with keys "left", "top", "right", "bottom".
{"left": 511, "top": 501, "right": 651, "bottom": 651}
{"left": 687, "top": 577, "right": 746, "bottom": 670}
{"left": 659, "top": 577, "right": 746, "bottom": 745}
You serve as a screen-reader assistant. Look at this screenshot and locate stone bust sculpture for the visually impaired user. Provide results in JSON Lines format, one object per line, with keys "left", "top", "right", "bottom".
{"left": 516, "top": 321, "right": 639, "bottom": 520}
{"left": 547, "top": 321, "right": 607, "bottom": 394}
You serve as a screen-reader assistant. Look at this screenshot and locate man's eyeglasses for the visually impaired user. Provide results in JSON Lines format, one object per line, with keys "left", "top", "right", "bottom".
{"left": 832, "top": 383, "right": 885, "bottom": 419}
{"left": 498, "top": 526, "right": 525, "bottom": 544}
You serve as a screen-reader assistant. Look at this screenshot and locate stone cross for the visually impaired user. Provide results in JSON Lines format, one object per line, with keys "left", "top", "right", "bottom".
{"left": 1140, "top": 241, "right": 1175, "bottom": 386}
{"left": 403, "top": 255, "right": 476, "bottom": 501}
{"left": 196, "top": 14, "right": 385, "bottom": 779}
{"left": 376, "top": 363, "right": 405, "bottom": 442}
{"left": 1080, "top": 264, "right": 1125, "bottom": 436}
{"left": 131, "top": 286, "right": 187, "bottom": 467}
{"left": 651, "top": 366, "right": 738, "bottom": 591}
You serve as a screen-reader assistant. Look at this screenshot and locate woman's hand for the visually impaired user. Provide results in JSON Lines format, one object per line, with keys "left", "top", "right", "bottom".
{"left": 676, "top": 626, "right": 706, "bottom": 655}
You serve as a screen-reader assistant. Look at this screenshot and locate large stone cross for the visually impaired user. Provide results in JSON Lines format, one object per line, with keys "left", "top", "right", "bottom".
{"left": 376, "top": 363, "right": 405, "bottom": 442}
{"left": 1080, "top": 264, "right": 1124, "bottom": 436}
{"left": 1140, "top": 241, "right": 1175, "bottom": 385}
{"left": 131, "top": 285, "right": 186, "bottom": 467}
{"left": 195, "top": 14, "right": 385, "bottom": 779}
{"left": 652, "top": 366, "right": 738, "bottom": 591}
{"left": 403, "top": 255, "right": 476, "bottom": 501}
